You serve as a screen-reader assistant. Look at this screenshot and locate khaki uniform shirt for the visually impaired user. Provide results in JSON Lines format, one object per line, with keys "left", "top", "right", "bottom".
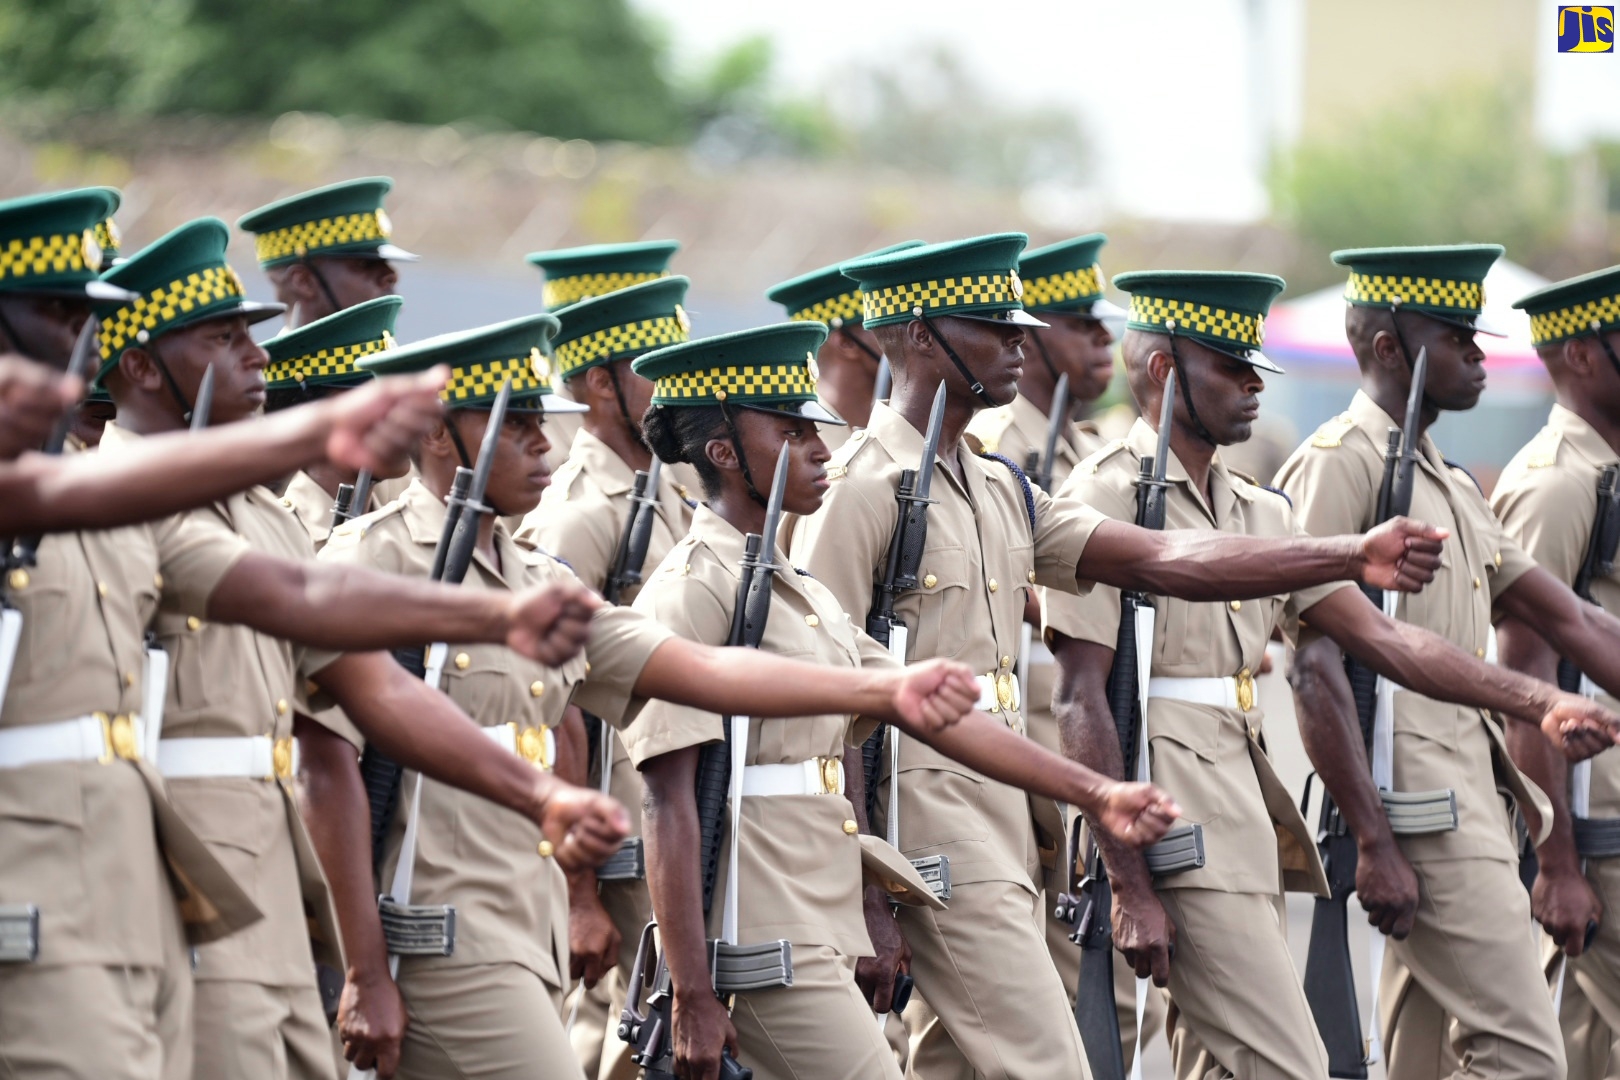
{"left": 786, "top": 401, "right": 1104, "bottom": 893}
{"left": 319, "top": 479, "right": 671, "bottom": 989}
{"left": 625, "top": 506, "right": 890, "bottom": 956}
{"left": 1046, "top": 419, "right": 1341, "bottom": 896}
{"left": 1492, "top": 404, "right": 1620, "bottom": 818}
{"left": 1, "top": 431, "right": 257, "bottom": 966}
{"left": 103, "top": 424, "right": 346, "bottom": 985}
{"left": 278, "top": 468, "right": 385, "bottom": 553}
{"left": 1276, "top": 390, "right": 1546, "bottom": 864}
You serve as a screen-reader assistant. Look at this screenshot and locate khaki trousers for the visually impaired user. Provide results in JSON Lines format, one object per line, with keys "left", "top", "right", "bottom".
{"left": 900, "top": 878, "right": 1087, "bottom": 1080}
{"left": 1157, "top": 889, "right": 1327, "bottom": 1080}
{"left": 1381, "top": 857, "right": 1564, "bottom": 1080}
{"left": 193, "top": 978, "right": 337, "bottom": 1079}
{"left": 395, "top": 961, "right": 580, "bottom": 1080}
{"left": 730, "top": 945, "right": 903, "bottom": 1080}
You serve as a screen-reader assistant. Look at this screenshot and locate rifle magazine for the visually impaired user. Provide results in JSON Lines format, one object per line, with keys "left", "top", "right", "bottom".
{"left": 1380, "top": 789, "right": 1457, "bottom": 836}
{"left": 377, "top": 897, "right": 456, "bottom": 956}
{"left": 1143, "top": 822, "right": 1206, "bottom": 876}
{"left": 598, "top": 836, "right": 647, "bottom": 882}
{"left": 1574, "top": 815, "right": 1620, "bottom": 859}
{"left": 710, "top": 939, "right": 793, "bottom": 992}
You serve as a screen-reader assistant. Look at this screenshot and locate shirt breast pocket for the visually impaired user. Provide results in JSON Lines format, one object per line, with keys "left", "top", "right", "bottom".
{"left": 913, "top": 545, "right": 972, "bottom": 659}
{"left": 441, "top": 647, "right": 517, "bottom": 721}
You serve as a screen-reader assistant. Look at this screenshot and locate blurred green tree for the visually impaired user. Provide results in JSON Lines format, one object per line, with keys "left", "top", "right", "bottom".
{"left": 1270, "top": 74, "right": 1566, "bottom": 287}
{"left": 0, "top": 0, "right": 682, "bottom": 142}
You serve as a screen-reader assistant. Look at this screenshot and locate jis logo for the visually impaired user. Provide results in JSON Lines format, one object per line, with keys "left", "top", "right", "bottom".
{"left": 1557, "top": 5, "right": 1615, "bottom": 52}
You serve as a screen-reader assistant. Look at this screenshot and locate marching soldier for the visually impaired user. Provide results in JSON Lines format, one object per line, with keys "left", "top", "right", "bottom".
{"left": 327, "top": 312, "right": 994, "bottom": 1079}
{"left": 526, "top": 240, "right": 684, "bottom": 478}
{"left": 263, "top": 297, "right": 410, "bottom": 545}
{"left": 1493, "top": 264, "right": 1620, "bottom": 1079}
{"left": 511, "top": 276, "right": 695, "bottom": 1080}
{"left": 788, "top": 232, "right": 1450, "bottom": 1080}
{"left": 1053, "top": 269, "right": 1618, "bottom": 1079}
{"left": 238, "top": 177, "right": 417, "bottom": 331}
{"left": 1279, "top": 245, "right": 1620, "bottom": 1080}
{"left": 94, "top": 219, "right": 642, "bottom": 1079}
{"left": 625, "top": 320, "right": 1179, "bottom": 1080}
{"left": 766, "top": 240, "right": 924, "bottom": 450}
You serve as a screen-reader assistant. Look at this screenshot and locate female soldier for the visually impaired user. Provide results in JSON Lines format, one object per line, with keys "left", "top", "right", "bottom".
{"left": 627, "top": 322, "right": 1181, "bottom": 1080}
{"left": 321, "top": 314, "right": 984, "bottom": 1080}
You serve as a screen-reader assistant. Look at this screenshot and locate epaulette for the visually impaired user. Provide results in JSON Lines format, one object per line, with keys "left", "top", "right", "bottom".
{"left": 1445, "top": 458, "right": 1483, "bottom": 495}
{"left": 825, "top": 426, "right": 873, "bottom": 481}
{"left": 326, "top": 498, "right": 406, "bottom": 544}
{"left": 1523, "top": 427, "right": 1562, "bottom": 469}
{"left": 1076, "top": 438, "right": 1132, "bottom": 476}
{"left": 1310, "top": 413, "right": 1357, "bottom": 449}
{"left": 547, "top": 458, "right": 586, "bottom": 501}
{"left": 977, "top": 451, "right": 1037, "bottom": 532}
{"left": 967, "top": 404, "right": 1017, "bottom": 455}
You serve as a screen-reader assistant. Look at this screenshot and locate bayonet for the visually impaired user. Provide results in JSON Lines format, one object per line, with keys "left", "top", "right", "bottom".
{"left": 189, "top": 364, "right": 215, "bottom": 432}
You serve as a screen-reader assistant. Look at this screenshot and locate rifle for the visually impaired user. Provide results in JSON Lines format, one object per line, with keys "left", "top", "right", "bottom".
{"left": 1073, "top": 371, "right": 1178, "bottom": 1080}
{"left": 1023, "top": 372, "right": 1070, "bottom": 496}
{"left": 859, "top": 382, "right": 951, "bottom": 900}
{"left": 1303, "top": 348, "right": 1434, "bottom": 1078}
{"left": 604, "top": 457, "right": 662, "bottom": 606}
{"left": 331, "top": 469, "right": 375, "bottom": 529}
{"left": 623, "top": 443, "right": 793, "bottom": 1080}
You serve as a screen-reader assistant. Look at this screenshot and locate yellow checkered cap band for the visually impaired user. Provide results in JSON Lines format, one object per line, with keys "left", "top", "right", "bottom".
{"left": 1346, "top": 271, "right": 1483, "bottom": 313}
{"left": 1023, "top": 264, "right": 1103, "bottom": 309}
{"left": 0, "top": 231, "right": 100, "bottom": 284}
{"left": 862, "top": 273, "right": 1020, "bottom": 323}
{"left": 1528, "top": 292, "right": 1620, "bottom": 346}
{"left": 790, "top": 289, "right": 862, "bottom": 324}
{"left": 542, "top": 270, "right": 667, "bottom": 310}
{"left": 265, "top": 334, "right": 394, "bottom": 386}
{"left": 1128, "top": 295, "right": 1265, "bottom": 349}
{"left": 99, "top": 265, "right": 247, "bottom": 361}
{"left": 441, "top": 352, "right": 551, "bottom": 405}
{"left": 554, "top": 315, "right": 688, "bottom": 378}
{"left": 653, "top": 363, "right": 817, "bottom": 403}
{"left": 253, "top": 210, "right": 390, "bottom": 265}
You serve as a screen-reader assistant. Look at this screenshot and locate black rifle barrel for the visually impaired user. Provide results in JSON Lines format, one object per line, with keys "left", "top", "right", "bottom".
{"left": 1035, "top": 371, "right": 1070, "bottom": 495}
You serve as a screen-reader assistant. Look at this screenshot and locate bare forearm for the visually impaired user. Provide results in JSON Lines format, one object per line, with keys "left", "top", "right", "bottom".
{"left": 293, "top": 718, "right": 391, "bottom": 978}
{"left": 4, "top": 400, "right": 336, "bottom": 535}
{"left": 642, "top": 751, "right": 716, "bottom": 1001}
{"left": 1288, "top": 636, "right": 1396, "bottom": 853}
{"left": 920, "top": 710, "right": 1115, "bottom": 814}
{"left": 636, "top": 639, "right": 898, "bottom": 722}
{"left": 319, "top": 653, "right": 549, "bottom": 821}
{"left": 211, "top": 554, "right": 510, "bottom": 652}
{"left": 1084, "top": 521, "right": 1360, "bottom": 602}
{"left": 1497, "top": 617, "right": 1579, "bottom": 869}
{"left": 1500, "top": 568, "right": 1620, "bottom": 703}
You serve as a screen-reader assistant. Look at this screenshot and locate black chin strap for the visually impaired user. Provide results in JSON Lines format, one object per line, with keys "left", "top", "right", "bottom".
{"left": 718, "top": 399, "right": 767, "bottom": 508}
{"left": 1387, "top": 303, "right": 1435, "bottom": 414}
{"left": 1590, "top": 324, "right": 1620, "bottom": 383}
{"left": 836, "top": 323, "right": 882, "bottom": 367}
{"left": 605, "top": 361, "right": 649, "bottom": 453}
{"left": 300, "top": 257, "right": 343, "bottom": 318}
{"left": 1029, "top": 329, "right": 1061, "bottom": 384}
{"left": 445, "top": 409, "right": 511, "bottom": 517}
{"left": 916, "top": 311, "right": 1001, "bottom": 408}
{"left": 145, "top": 341, "right": 199, "bottom": 425}
{"left": 1165, "top": 329, "right": 1216, "bottom": 447}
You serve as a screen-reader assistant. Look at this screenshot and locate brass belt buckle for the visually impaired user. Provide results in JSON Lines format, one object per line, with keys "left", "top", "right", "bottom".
{"left": 271, "top": 736, "right": 294, "bottom": 781}
{"left": 100, "top": 713, "right": 139, "bottom": 763}
{"left": 817, "top": 756, "right": 842, "bottom": 795}
{"left": 518, "top": 724, "right": 553, "bottom": 771}
{"left": 1234, "top": 668, "right": 1257, "bottom": 712}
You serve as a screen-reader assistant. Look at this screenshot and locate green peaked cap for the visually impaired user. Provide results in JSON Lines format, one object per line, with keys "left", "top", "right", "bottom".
{"left": 1514, "top": 264, "right": 1620, "bottom": 347}
{"left": 264, "top": 295, "right": 403, "bottom": 390}
{"left": 359, "top": 313, "right": 585, "bottom": 415}
{"left": 634, "top": 321, "right": 843, "bottom": 424}
{"left": 1113, "top": 269, "right": 1286, "bottom": 373}
{"left": 839, "top": 232, "right": 1047, "bottom": 329}
{"left": 1331, "top": 244, "right": 1505, "bottom": 335}
{"left": 237, "top": 177, "right": 419, "bottom": 269}
{"left": 96, "top": 217, "right": 284, "bottom": 383}
{"left": 551, "top": 275, "right": 692, "bottom": 381}
{"left": 766, "top": 240, "right": 925, "bottom": 326}
{"left": 0, "top": 187, "right": 136, "bottom": 302}
{"left": 525, "top": 240, "right": 680, "bottom": 310}
{"left": 1018, "top": 233, "right": 1126, "bottom": 324}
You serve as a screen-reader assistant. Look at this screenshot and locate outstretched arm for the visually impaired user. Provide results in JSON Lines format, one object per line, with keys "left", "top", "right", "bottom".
{"left": 1499, "top": 567, "right": 1620, "bottom": 711}
{"left": 2, "top": 369, "right": 448, "bottom": 535}
{"left": 1078, "top": 516, "right": 1447, "bottom": 602}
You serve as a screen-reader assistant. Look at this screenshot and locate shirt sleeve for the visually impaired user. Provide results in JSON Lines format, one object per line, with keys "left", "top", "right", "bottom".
{"left": 1033, "top": 488, "right": 1106, "bottom": 595}
{"left": 571, "top": 605, "right": 676, "bottom": 726}
{"left": 786, "top": 463, "right": 896, "bottom": 624}
{"left": 1491, "top": 464, "right": 1591, "bottom": 588}
{"left": 1042, "top": 461, "right": 1132, "bottom": 646}
{"left": 517, "top": 487, "right": 617, "bottom": 594}
{"left": 1274, "top": 440, "right": 1376, "bottom": 540}
{"left": 154, "top": 508, "right": 251, "bottom": 617}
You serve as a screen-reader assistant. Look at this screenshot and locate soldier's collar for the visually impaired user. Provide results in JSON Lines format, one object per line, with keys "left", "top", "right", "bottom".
{"left": 399, "top": 476, "right": 524, "bottom": 582}
{"left": 687, "top": 503, "right": 797, "bottom": 584}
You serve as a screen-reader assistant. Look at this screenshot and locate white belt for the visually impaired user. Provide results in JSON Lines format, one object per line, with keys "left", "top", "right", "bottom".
{"left": 1147, "top": 671, "right": 1259, "bottom": 712}
{"left": 0, "top": 713, "right": 145, "bottom": 769}
{"left": 482, "top": 723, "right": 555, "bottom": 772}
{"left": 740, "top": 756, "right": 846, "bottom": 797}
{"left": 158, "top": 735, "right": 296, "bottom": 780}
{"left": 975, "top": 671, "right": 1022, "bottom": 714}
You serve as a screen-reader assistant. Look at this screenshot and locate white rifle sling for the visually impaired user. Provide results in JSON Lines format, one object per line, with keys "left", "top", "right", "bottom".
{"left": 142, "top": 644, "right": 169, "bottom": 762}
{"left": 0, "top": 607, "right": 22, "bottom": 709}
{"left": 1128, "top": 601, "right": 1156, "bottom": 1080}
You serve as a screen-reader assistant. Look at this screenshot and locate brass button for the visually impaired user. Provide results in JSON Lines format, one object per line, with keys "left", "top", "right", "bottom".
{"left": 153, "top": 573, "right": 163, "bottom": 590}
{"left": 1476, "top": 647, "right": 1486, "bottom": 658}
{"left": 842, "top": 819, "right": 859, "bottom": 836}
{"left": 1495, "top": 551, "right": 1502, "bottom": 567}
{"left": 281, "top": 497, "right": 294, "bottom": 508}
{"left": 584, "top": 662, "right": 591, "bottom": 675}
{"left": 988, "top": 578, "right": 999, "bottom": 593}
{"left": 1229, "top": 600, "right": 1242, "bottom": 611}
{"left": 454, "top": 652, "right": 471, "bottom": 670}
{"left": 1027, "top": 570, "right": 1037, "bottom": 584}
{"left": 1472, "top": 577, "right": 1481, "bottom": 589}
{"left": 186, "top": 616, "right": 201, "bottom": 631}
{"left": 96, "top": 581, "right": 108, "bottom": 598}
{"left": 123, "top": 671, "right": 135, "bottom": 687}
{"left": 274, "top": 698, "right": 288, "bottom": 716}
{"left": 7, "top": 569, "right": 28, "bottom": 589}
{"left": 805, "top": 613, "right": 820, "bottom": 628}
{"left": 1001, "top": 656, "right": 1012, "bottom": 669}
{"left": 529, "top": 680, "right": 545, "bottom": 697}
{"left": 537, "top": 839, "right": 555, "bottom": 858}
{"left": 923, "top": 573, "right": 938, "bottom": 589}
